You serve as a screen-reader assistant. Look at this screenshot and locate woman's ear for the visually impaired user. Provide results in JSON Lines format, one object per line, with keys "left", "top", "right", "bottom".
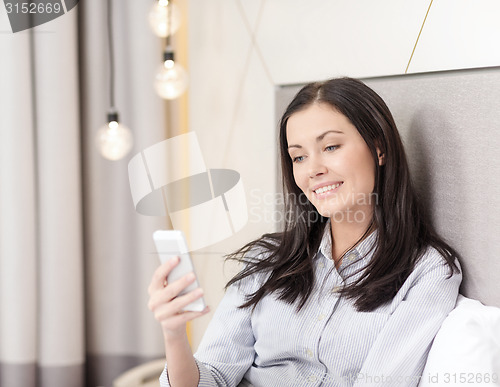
{"left": 376, "top": 148, "right": 386, "bottom": 166}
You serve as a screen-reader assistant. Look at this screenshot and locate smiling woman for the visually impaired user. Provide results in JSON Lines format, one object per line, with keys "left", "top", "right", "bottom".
{"left": 148, "top": 77, "right": 462, "bottom": 387}
{"left": 286, "top": 103, "right": 384, "bottom": 254}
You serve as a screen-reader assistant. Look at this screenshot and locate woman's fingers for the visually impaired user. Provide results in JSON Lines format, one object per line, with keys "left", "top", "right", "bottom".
{"left": 151, "top": 286, "right": 209, "bottom": 332}
{"left": 168, "top": 286, "right": 205, "bottom": 314}
{"left": 148, "top": 259, "right": 209, "bottom": 335}
{"left": 150, "top": 277, "right": 202, "bottom": 312}
{"left": 157, "top": 305, "right": 211, "bottom": 333}
{"left": 148, "top": 256, "right": 179, "bottom": 294}
{"left": 148, "top": 271, "right": 197, "bottom": 310}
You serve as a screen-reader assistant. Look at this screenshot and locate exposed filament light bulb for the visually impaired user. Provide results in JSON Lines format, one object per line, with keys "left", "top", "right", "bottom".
{"left": 96, "top": 112, "right": 133, "bottom": 160}
{"left": 149, "top": 0, "right": 181, "bottom": 38}
{"left": 154, "top": 50, "right": 189, "bottom": 100}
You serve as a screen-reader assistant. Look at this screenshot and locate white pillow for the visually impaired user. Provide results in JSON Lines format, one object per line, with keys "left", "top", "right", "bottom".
{"left": 418, "top": 294, "right": 500, "bottom": 386}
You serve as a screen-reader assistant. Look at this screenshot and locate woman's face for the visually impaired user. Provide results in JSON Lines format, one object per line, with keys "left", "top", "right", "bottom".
{"left": 286, "top": 103, "right": 383, "bottom": 224}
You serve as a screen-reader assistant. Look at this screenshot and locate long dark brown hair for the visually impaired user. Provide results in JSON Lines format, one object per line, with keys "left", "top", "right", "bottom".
{"left": 226, "top": 77, "right": 461, "bottom": 312}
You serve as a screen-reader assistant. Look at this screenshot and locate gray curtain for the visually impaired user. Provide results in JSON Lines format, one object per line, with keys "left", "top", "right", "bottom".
{"left": 0, "top": 1, "right": 172, "bottom": 386}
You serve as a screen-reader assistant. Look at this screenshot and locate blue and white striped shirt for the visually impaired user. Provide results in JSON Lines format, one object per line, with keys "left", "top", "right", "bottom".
{"left": 160, "top": 225, "right": 462, "bottom": 387}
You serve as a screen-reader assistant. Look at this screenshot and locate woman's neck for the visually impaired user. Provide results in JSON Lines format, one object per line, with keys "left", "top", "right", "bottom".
{"left": 329, "top": 215, "right": 375, "bottom": 267}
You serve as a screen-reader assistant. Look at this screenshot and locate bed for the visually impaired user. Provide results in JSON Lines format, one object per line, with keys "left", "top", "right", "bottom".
{"left": 114, "top": 68, "right": 500, "bottom": 386}
{"left": 275, "top": 68, "right": 500, "bottom": 385}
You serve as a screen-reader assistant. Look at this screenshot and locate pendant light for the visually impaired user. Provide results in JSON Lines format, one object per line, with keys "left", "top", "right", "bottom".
{"left": 96, "top": 0, "right": 133, "bottom": 160}
{"left": 151, "top": 0, "right": 188, "bottom": 100}
{"left": 149, "top": 0, "right": 181, "bottom": 38}
{"left": 154, "top": 46, "right": 189, "bottom": 100}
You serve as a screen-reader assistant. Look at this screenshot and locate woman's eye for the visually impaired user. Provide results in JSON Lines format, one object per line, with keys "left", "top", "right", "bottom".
{"left": 292, "top": 155, "right": 304, "bottom": 163}
{"left": 325, "top": 145, "right": 339, "bottom": 152}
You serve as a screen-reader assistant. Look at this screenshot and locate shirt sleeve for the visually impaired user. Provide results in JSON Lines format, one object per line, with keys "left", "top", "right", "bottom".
{"left": 352, "top": 251, "right": 463, "bottom": 387}
{"left": 159, "top": 272, "right": 257, "bottom": 387}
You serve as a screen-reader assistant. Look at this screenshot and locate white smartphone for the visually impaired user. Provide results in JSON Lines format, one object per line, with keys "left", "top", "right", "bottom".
{"left": 153, "top": 230, "right": 206, "bottom": 312}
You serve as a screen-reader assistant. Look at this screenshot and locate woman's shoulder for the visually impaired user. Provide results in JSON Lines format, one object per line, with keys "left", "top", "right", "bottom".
{"left": 386, "top": 245, "right": 462, "bottom": 309}
{"left": 412, "top": 244, "right": 462, "bottom": 279}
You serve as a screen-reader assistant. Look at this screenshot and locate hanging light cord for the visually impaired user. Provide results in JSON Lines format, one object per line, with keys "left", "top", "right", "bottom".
{"left": 107, "top": 0, "right": 116, "bottom": 110}
{"left": 166, "top": 0, "right": 172, "bottom": 49}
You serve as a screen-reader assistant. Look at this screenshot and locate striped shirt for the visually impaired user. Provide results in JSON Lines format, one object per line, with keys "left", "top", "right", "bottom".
{"left": 160, "top": 225, "right": 462, "bottom": 387}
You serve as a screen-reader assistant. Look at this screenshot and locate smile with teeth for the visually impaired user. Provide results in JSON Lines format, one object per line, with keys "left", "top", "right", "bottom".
{"left": 314, "top": 182, "right": 343, "bottom": 194}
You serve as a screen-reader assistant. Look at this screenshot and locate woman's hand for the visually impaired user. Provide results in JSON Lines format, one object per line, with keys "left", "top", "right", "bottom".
{"left": 148, "top": 256, "right": 210, "bottom": 340}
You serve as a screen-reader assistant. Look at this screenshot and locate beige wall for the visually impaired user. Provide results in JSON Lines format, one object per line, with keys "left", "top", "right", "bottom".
{"left": 186, "top": 0, "right": 500, "bottom": 349}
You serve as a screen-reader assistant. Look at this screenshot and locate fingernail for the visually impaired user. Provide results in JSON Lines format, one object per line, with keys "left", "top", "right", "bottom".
{"left": 196, "top": 288, "right": 204, "bottom": 296}
{"left": 186, "top": 273, "right": 195, "bottom": 281}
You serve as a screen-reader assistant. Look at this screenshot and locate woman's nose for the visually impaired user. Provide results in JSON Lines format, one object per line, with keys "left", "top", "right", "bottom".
{"left": 308, "top": 156, "right": 327, "bottom": 178}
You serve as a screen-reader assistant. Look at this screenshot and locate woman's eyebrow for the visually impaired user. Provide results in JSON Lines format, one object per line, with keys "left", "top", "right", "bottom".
{"left": 288, "top": 130, "right": 344, "bottom": 149}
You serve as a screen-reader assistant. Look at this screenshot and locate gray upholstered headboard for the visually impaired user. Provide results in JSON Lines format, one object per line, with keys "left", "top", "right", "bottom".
{"left": 275, "top": 67, "right": 500, "bottom": 308}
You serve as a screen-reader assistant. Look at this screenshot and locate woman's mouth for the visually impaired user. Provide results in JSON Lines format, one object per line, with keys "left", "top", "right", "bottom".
{"left": 313, "top": 182, "right": 343, "bottom": 197}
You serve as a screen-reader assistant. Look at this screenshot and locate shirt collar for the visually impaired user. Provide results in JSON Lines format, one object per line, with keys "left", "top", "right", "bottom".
{"left": 319, "top": 221, "right": 334, "bottom": 261}
{"left": 318, "top": 219, "right": 378, "bottom": 268}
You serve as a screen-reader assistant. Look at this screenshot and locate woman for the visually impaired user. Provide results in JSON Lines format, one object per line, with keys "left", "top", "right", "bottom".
{"left": 148, "top": 78, "right": 462, "bottom": 387}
